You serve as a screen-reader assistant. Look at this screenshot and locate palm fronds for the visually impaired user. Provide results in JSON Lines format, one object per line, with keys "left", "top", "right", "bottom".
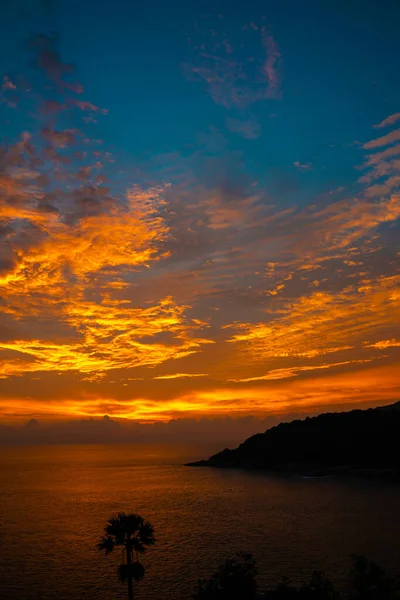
{"left": 97, "top": 534, "right": 115, "bottom": 554}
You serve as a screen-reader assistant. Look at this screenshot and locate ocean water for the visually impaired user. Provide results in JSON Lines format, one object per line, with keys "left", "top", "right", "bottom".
{"left": 1, "top": 443, "right": 400, "bottom": 600}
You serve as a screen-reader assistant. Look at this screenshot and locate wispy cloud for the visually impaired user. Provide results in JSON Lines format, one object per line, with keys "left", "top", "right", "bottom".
{"left": 226, "top": 116, "right": 261, "bottom": 139}
{"left": 374, "top": 113, "right": 400, "bottom": 128}
{"left": 226, "top": 276, "right": 400, "bottom": 361}
{"left": 261, "top": 31, "right": 281, "bottom": 98}
{"left": 364, "top": 128, "right": 400, "bottom": 149}
{"left": 2, "top": 76, "right": 17, "bottom": 91}
{"left": 228, "top": 359, "right": 372, "bottom": 382}
{"left": 293, "top": 160, "right": 313, "bottom": 171}
{"left": 74, "top": 100, "right": 108, "bottom": 115}
{"left": 363, "top": 339, "right": 400, "bottom": 349}
{"left": 29, "top": 34, "right": 83, "bottom": 93}
{"left": 153, "top": 373, "right": 208, "bottom": 380}
{"left": 186, "top": 20, "right": 281, "bottom": 109}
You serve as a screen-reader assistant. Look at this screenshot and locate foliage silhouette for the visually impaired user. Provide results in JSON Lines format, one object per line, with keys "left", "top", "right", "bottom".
{"left": 191, "top": 551, "right": 258, "bottom": 600}
{"left": 348, "top": 555, "right": 397, "bottom": 600}
{"left": 192, "top": 554, "right": 400, "bottom": 600}
{"left": 264, "top": 571, "right": 339, "bottom": 600}
{"left": 98, "top": 512, "right": 155, "bottom": 600}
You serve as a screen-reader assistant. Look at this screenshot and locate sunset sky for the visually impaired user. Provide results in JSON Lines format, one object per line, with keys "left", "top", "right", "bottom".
{"left": 1, "top": 0, "right": 400, "bottom": 437}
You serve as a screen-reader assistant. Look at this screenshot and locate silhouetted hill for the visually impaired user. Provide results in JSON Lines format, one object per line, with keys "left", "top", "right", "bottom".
{"left": 187, "top": 402, "right": 400, "bottom": 478}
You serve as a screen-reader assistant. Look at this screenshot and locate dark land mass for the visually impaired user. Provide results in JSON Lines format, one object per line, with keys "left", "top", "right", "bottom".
{"left": 186, "top": 402, "right": 400, "bottom": 479}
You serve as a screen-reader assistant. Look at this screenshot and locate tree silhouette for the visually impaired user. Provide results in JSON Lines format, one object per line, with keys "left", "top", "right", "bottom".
{"left": 192, "top": 551, "right": 258, "bottom": 600}
{"left": 191, "top": 553, "right": 400, "bottom": 600}
{"left": 98, "top": 512, "right": 155, "bottom": 600}
{"left": 348, "top": 555, "right": 395, "bottom": 600}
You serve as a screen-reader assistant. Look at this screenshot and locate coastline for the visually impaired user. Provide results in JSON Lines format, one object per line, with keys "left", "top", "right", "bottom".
{"left": 185, "top": 460, "right": 400, "bottom": 482}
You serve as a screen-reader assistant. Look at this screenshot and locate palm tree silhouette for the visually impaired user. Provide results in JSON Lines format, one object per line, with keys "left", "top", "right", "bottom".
{"left": 98, "top": 512, "right": 156, "bottom": 600}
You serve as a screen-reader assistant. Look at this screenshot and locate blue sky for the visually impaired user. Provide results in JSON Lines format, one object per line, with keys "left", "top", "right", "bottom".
{"left": 2, "top": 0, "right": 399, "bottom": 197}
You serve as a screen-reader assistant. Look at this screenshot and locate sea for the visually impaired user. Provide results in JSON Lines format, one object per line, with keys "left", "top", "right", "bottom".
{"left": 1, "top": 443, "right": 400, "bottom": 600}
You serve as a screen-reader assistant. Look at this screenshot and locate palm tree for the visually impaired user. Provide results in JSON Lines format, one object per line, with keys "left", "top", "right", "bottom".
{"left": 98, "top": 512, "right": 156, "bottom": 600}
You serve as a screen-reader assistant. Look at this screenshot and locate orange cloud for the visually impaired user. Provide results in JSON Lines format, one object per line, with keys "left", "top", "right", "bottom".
{"left": 227, "top": 275, "right": 400, "bottom": 362}
{"left": 228, "top": 359, "right": 372, "bottom": 382}
{"left": 0, "top": 174, "right": 214, "bottom": 379}
{"left": 362, "top": 143, "right": 400, "bottom": 166}
{"left": 0, "top": 297, "right": 212, "bottom": 379}
{"left": 363, "top": 339, "right": 400, "bottom": 349}
{"left": 153, "top": 373, "right": 209, "bottom": 380}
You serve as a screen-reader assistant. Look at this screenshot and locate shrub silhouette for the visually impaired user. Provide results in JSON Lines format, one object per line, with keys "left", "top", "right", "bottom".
{"left": 264, "top": 571, "right": 339, "bottom": 599}
{"left": 348, "top": 555, "right": 397, "bottom": 600}
{"left": 192, "top": 551, "right": 258, "bottom": 600}
{"left": 193, "top": 554, "right": 400, "bottom": 600}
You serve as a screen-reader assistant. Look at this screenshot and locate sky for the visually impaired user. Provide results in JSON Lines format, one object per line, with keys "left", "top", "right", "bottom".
{"left": 0, "top": 0, "right": 400, "bottom": 443}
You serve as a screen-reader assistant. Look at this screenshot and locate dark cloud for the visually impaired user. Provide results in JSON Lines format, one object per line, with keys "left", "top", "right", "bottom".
{"left": 41, "top": 126, "right": 77, "bottom": 148}
{"left": 28, "top": 34, "right": 83, "bottom": 93}
{"left": 0, "top": 411, "right": 321, "bottom": 446}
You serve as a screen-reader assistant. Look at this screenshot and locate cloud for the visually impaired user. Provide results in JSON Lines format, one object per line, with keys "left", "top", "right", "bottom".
{"left": 358, "top": 118, "right": 400, "bottom": 203}
{"left": 0, "top": 412, "right": 320, "bottom": 446}
{"left": 226, "top": 275, "right": 400, "bottom": 362}
{"left": 2, "top": 76, "right": 17, "bottom": 91}
{"left": 364, "top": 128, "right": 400, "bottom": 149}
{"left": 0, "top": 177, "right": 218, "bottom": 379}
{"left": 363, "top": 339, "right": 400, "bottom": 349}
{"left": 362, "top": 144, "right": 400, "bottom": 166}
{"left": 1, "top": 361, "right": 398, "bottom": 432}
{"left": 261, "top": 31, "right": 281, "bottom": 98}
{"left": 0, "top": 125, "right": 213, "bottom": 383}
{"left": 0, "top": 299, "right": 211, "bottom": 379}
{"left": 0, "top": 40, "right": 399, "bottom": 430}
{"left": 228, "top": 359, "right": 372, "bottom": 382}
{"left": 153, "top": 373, "right": 209, "bottom": 380}
{"left": 28, "top": 34, "right": 83, "bottom": 93}
{"left": 293, "top": 161, "right": 313, "bottom": 171}
{"left": 226, "top": 116, "right": 261, "bottom": 139}
{"left": 0, "top": 76, "right": 19, "bottom": 108}
{"left": 41, "top": 126, "right": 77, "bottom": 148}
{"left": 74, "top": 100, "right": 108, "bottom": 115}
{"left": 374, "top": 113, "right": 400, "bottom": 128}
{"left": 186, "top": 20, "right": 281, "bottom": 109}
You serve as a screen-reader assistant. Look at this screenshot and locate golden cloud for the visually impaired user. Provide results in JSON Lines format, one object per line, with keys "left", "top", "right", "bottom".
{"left": 227, "top": 275, "right": 400, "bottom": 361}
